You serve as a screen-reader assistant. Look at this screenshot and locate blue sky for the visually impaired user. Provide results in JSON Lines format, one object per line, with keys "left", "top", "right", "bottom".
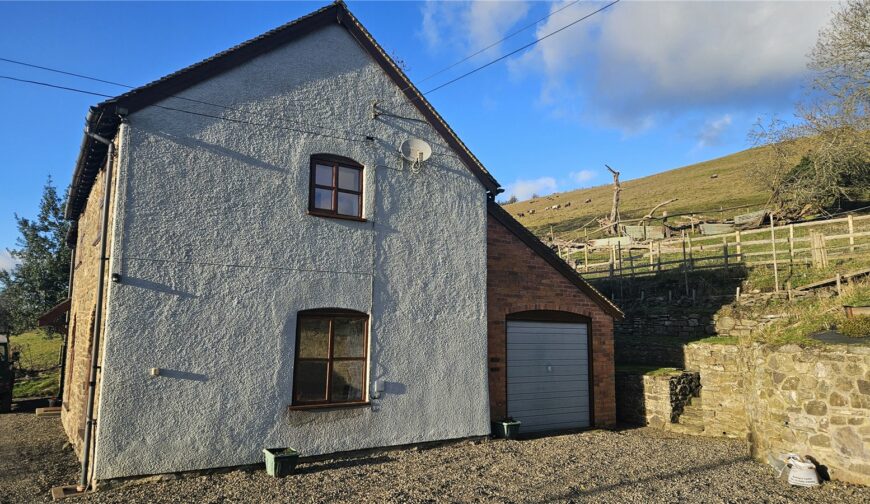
{"left": 0, "top": 1, "right": 835, "bottom": 270}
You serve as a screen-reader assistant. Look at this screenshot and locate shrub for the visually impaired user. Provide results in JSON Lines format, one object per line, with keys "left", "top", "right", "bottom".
{"left": 839, "top": 316, "right": 870, "bottom": 338}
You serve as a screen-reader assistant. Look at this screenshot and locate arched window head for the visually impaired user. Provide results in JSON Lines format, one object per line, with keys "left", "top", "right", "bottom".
{"left": 309, "top": 155, "right": 364, "bottom": 221}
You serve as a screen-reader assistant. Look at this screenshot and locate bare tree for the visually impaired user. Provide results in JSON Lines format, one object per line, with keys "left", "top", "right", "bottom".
{"left": 751, "top": 0, "right": 870, "bottom": 218}
{"left": 604, "top": 165, "right": 621, "bottom": 235}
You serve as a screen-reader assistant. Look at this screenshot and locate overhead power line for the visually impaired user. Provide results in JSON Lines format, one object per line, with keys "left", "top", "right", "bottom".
{"left": 0, "top": 75, "right": 113, "bottom": 98}
{"left": 0, "top": 57, "right": 130, "bottom": 88}
{"left": 422, "top": 0, "right": 620, "bottom": 96}
{"left": 0, "top": 57, "right": 362, "bottom": 139}
{"left": 413, "top": 0, "right": 583, "bottom": 86}
{"left": 0, "top": 74, "right": 365, "bottom": 143}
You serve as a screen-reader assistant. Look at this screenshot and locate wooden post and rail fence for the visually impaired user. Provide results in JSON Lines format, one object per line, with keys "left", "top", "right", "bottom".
{"left": 570, "top": 213, "right": 870, "bottom": 287}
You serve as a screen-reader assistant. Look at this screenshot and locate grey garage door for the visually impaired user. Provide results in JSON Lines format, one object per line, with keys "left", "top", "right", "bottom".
{"left": 506, "top": 321, "right": 590, "bottom": 433}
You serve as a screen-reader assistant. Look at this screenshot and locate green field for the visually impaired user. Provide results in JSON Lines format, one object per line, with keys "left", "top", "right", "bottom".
{"left": 503, "top": 143, "right": 789, "bottom": 240}
{"left": 10, "top": 329, "right": 63, "bottom": 398}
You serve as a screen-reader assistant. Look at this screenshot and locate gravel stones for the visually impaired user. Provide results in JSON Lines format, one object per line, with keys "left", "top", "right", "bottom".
{"left": 3, "top": 412, "right": 868, "bottom": 503}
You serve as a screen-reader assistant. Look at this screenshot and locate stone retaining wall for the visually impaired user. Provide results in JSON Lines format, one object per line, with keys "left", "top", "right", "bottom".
{"left": 614, "top": 291, "right": 804, "bottom": 367}
{"left": 683, "top": 344, "right": 750, "bottom": 439}
{"left": 615, "top": 371, "right": 700, "bottom": 428}
{"left": 684, "top": 342, "right": 870, "bottom": 486}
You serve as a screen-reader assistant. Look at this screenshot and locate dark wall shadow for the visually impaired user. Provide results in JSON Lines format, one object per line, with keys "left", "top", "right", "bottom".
{"left": 614, "top": 372, "right": 647, "bottom": 427}
{"left": 590, "top": 265, "right": 749, "bottom": 369}
{"left": 122, "top": 276, "right": 197, "bottom": 300}
{"left": 158, "top": 369, "right": 208, "bottom": 382}
{"left": 534, "top": 455, "right": 751, "bottom": 502}
{"left": 294, "top": 454, "right": 393, "bottom": 475}
{"left": 146, "top": 126, "right": 287, "bottom": 174}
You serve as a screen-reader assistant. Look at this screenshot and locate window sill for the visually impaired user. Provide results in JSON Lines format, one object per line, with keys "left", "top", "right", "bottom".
{"left": 288, "top": 401, "right": 371, "bottom": 412}
{"left": 306, "top": 210, "right": 367, "bottom": 223}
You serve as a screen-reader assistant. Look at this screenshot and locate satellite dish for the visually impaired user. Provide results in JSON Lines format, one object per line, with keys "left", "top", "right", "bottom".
{"left": 400, "top": 137, "right": 432, "bottom": 164}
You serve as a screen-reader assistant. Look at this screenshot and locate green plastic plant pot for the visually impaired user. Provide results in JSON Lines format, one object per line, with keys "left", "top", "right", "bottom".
{"left": 492, "top": 420, "right": 521, "bottom": 439}
{"left": 263, "top": 447, "right": 299, "bottom": 477}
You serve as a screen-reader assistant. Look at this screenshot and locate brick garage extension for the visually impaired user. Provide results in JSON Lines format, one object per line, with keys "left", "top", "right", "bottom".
{"left": 487, "top": 202, "right": 622, "bottom": 427}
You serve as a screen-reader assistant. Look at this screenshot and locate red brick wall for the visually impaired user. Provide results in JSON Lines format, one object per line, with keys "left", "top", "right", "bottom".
{"left": 487, "top": 215, "right": 616, "bottom": 427}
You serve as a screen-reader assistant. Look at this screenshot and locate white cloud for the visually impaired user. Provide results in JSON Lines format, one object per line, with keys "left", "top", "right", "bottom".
{"left": 419, "top": 1, "right": 529, "bottom": 56}
{"left": 0, "top": 250, "right": 18, "bottom": 273}
{"left": 569, "top": 169, "right": 597, "bottom": 184}
{"left": 503, "top": 176, "right": 558, "bottom": 200}
{"left": 467, "top": 1, "right": 530, "bottom": 53}
{"left": 510, "top": 0, "right": 836, "bottom": 130}
{"left": 696, "top": 113, "right": 733, "bottom": 148}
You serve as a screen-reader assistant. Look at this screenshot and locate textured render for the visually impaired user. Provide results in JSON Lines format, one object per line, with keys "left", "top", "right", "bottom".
{"left": 487, "top": 217, "right": 617, "bottom": 426}
{"left": 91, "top": 25, "right": 489, "bottom": 480}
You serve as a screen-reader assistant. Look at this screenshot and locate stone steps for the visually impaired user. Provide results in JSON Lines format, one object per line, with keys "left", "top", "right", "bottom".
{"left": 674, "top": 396, "right": 705, "bottom": 433}
{"left": 669, "top": 422, "right": 704, "bottom": 435}
{"left": 678, "top": 411, "right": 705, "bottom": 428}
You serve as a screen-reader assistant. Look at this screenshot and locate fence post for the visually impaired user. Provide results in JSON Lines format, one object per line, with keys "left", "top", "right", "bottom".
{"left": 628, "top": 249, "right": 635, "bottom": 279}
{"left": 609, "top": 245, "right": 615, "bottom": 277}
{"left": 649, "top": 241, "right": 654, "bottom": 272}
{"left": 810, "top": 232, "right": 829, "bottom": 268}
{"left": 735, "top": 230, "right": 742, "bottom": 262}
{"left": 848, "top": 214, "right": 855, "bottom": 253}
{"left": 584, "top": 245, "right": 589, "bottom": 273}
{"left": 723, "top": 236, "right": 729, "bottom": 271}
{"left": 681, "top": 232, "right": 690, "bottom": 297}
{"left": 687, "top": 233, "right": 694, "bottom": 270}
{"left": 657, "top": 241, "right": 662, "bottom": 272}
{"left": 770, "top": 219, "right": 780, "bottom": 292}
{"left": 788, "top": 224, "right": 795, "bottom": 262}
{"left": 617, "top": 242, "right": 624, "bottom": 277}
{"left": 681, "top": 231, "right": 687, "bottom": 269}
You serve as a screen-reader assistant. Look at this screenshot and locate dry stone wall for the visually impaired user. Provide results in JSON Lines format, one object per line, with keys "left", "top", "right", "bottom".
{"left": 615, "top": 371, "right": 700, "bottom": 428}
{"left": 684, "top": 342, "right": 870, "bottom": 486}
{"left": 683, "top": 344, "right": 751, "bottom": 439}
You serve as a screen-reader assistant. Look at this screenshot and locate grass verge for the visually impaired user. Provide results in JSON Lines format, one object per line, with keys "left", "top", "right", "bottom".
{"left": 10, "top": 329, "right": 63, "bottom": 399}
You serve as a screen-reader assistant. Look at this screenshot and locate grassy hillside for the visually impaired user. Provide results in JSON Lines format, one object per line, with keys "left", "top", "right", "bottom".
{"left": 10, "top": 329, "right": 62, "bottom": 398}
{"left": 504, "top": 144, "right": 783, "bottom": 240}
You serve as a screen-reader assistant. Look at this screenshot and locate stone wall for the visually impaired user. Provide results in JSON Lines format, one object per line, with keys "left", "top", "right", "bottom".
{"left": 684, "top": 342, "right": 870, "bottom": 486}
{"left": 614, "top": 291, "right": 805, "bottom": 367}
{"left": 712, "top": 313, "right": 785, "bottom": 342}
{"left": 747, "top": 344, "right": 870, "bottom": 486}
{"left": 61, "top": 131, "right": 122, "bottom": 459}
{"left": 683, "top": 344, "right": 751, "bottom": 439}
{"left": 615, "top": 370, "right": 700, "bottom": 428}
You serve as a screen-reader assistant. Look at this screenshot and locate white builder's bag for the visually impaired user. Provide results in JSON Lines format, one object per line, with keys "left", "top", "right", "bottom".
{"left": 785, "top": 454, "right": 820, "bottom": 487}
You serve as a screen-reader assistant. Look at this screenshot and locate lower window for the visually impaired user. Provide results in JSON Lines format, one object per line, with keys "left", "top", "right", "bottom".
{"left": 293, "top": 310, "right": 368, "bottom": 406}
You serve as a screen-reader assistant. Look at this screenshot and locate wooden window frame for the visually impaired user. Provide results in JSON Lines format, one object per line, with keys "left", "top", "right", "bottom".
{"left": 308, "top": 155, "right": 365, "bottom": 221}
{"left": 291, "top": 309, "right": 369, "bottom": 409}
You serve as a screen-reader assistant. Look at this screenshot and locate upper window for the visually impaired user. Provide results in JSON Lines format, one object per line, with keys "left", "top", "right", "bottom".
{"left": 309, "top": 156, "right": 363, "bottom": 220}
{"left": 293, "top": 310, "right": 368, "bottom": 407}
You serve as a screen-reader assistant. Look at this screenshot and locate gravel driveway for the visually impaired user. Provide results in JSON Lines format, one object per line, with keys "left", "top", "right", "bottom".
{"left": 2, "top": 411, "right": 868, "bottom": 503}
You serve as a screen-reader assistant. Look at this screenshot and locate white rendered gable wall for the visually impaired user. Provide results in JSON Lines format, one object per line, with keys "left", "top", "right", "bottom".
{"left": 93, "top": 24, "right": 489, "bottom": 480}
